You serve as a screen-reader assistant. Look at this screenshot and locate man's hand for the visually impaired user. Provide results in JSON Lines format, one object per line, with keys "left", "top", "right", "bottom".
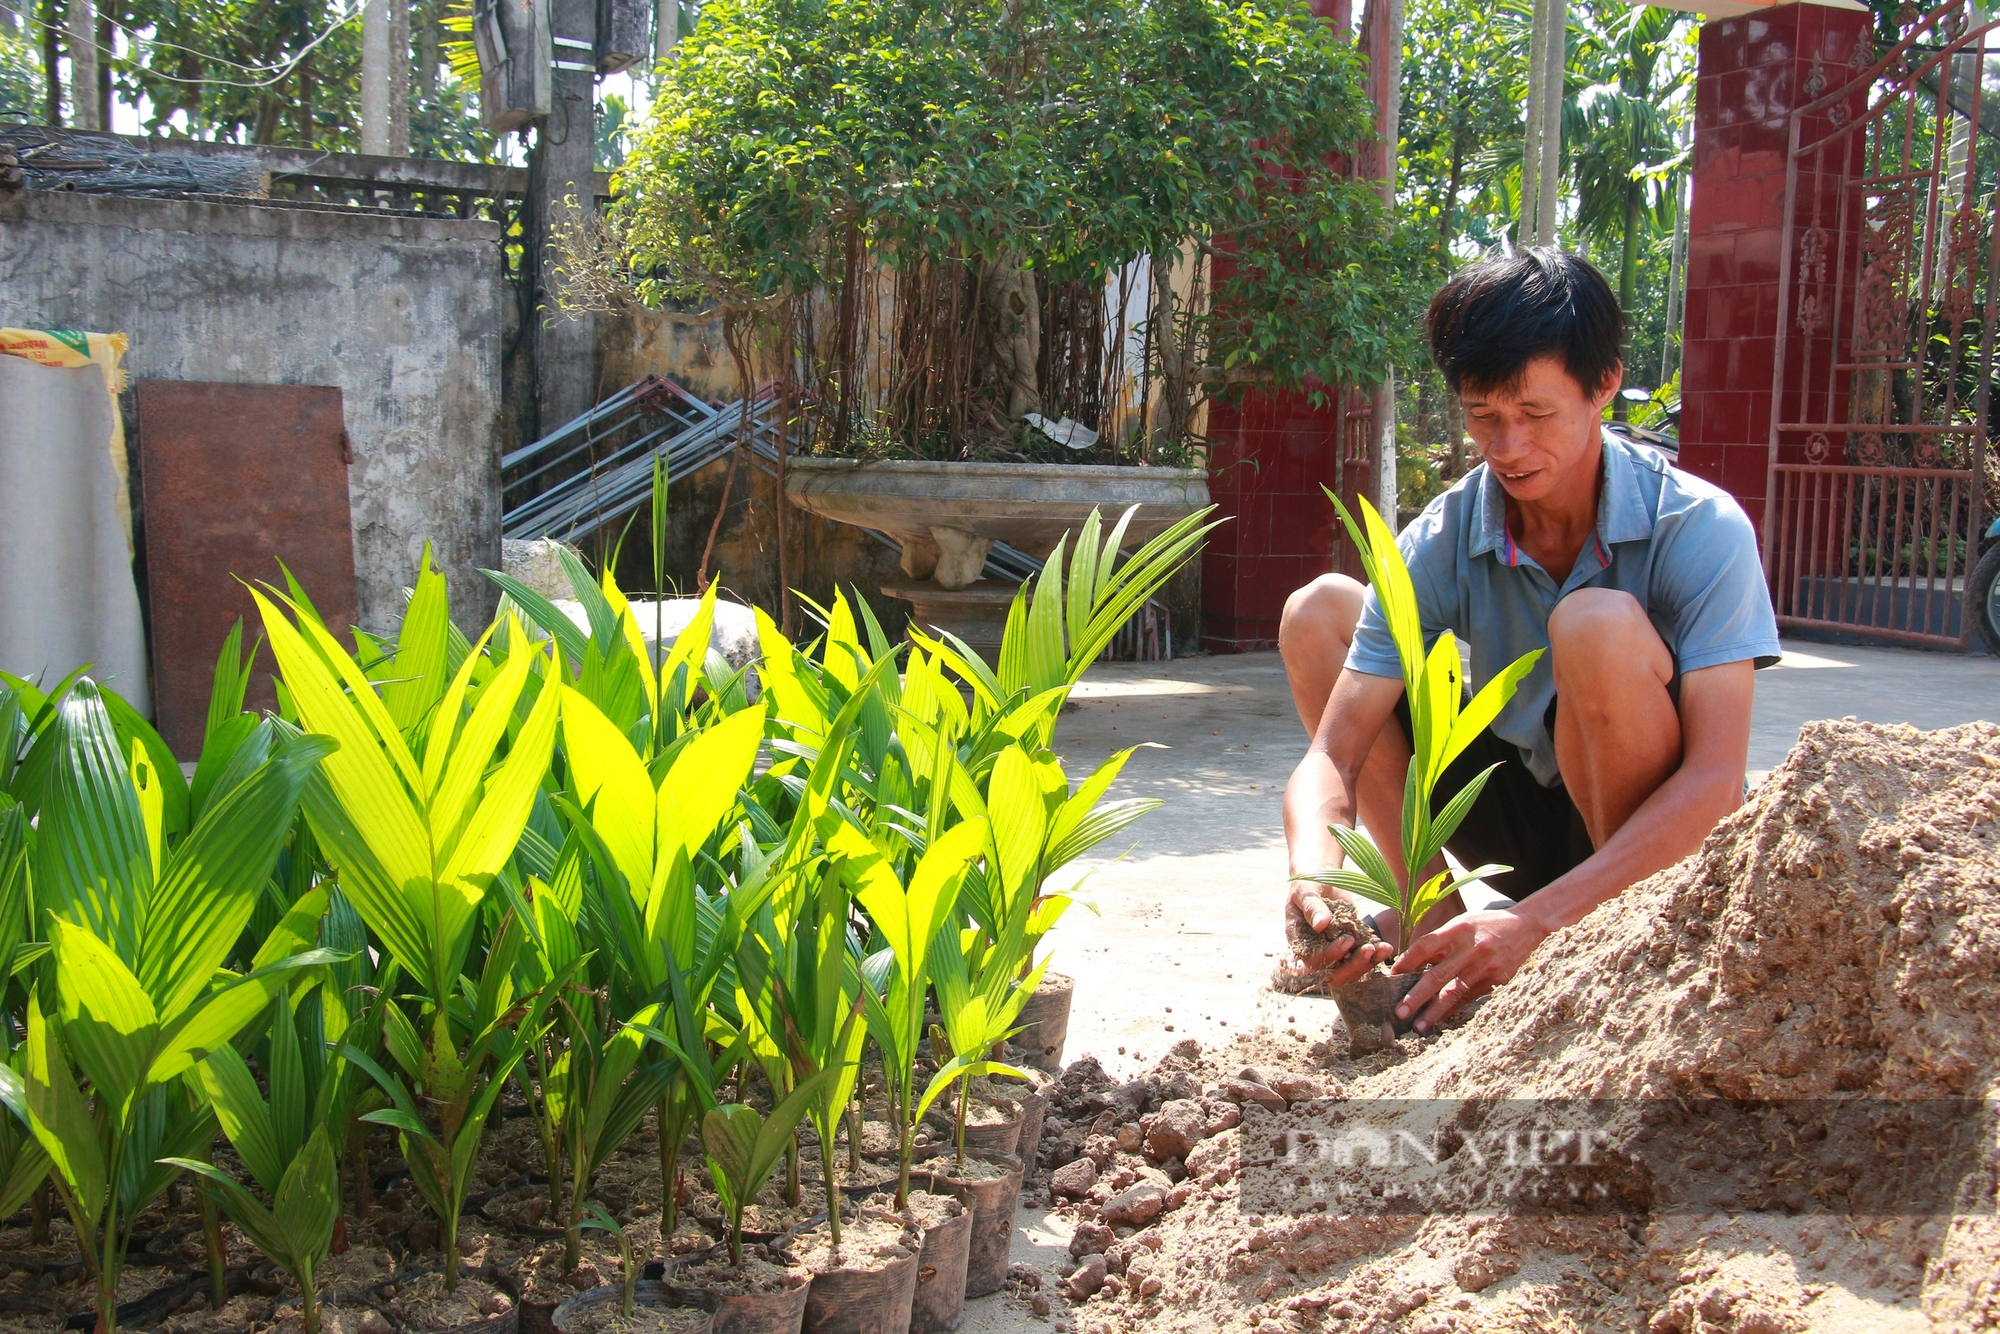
{"left": 1282, "top": 883, "right": 1393, "bottom": 989}
{"left": 1388, "top": 908, "right": 1548, "bottom": 1032}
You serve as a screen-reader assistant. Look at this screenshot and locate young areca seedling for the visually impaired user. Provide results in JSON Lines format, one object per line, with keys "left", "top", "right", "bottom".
{"left": 256, "top": 569, "right": 573, "bottom": 1290}
{"left": 578, "top": 1202, "right": 638, "bottom": 1318}
{"left": 840, "top": 817, "right": 990, "bottom": 1206}
{"left": 1293, "top": 494, "right": 1542, "bottom": 947}
{"left": 926, "top": 925, "right": 1040, "bottom": 1168}
{"left": 702, "top": 1073, "right": 834, "bottom": 1266}
{"left": 0, "top": 684, "right": 341, "bottom": 1334}
{"left": 165, "top": 988, "right": 345, "bottom": 1334}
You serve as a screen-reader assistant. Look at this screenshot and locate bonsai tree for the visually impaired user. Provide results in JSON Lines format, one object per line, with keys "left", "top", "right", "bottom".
{"left": 1292, "top": 494, "right": 1542, "bottom": 944}
{"left": 608, "top": 0, "right": 1433, "bottom": 460}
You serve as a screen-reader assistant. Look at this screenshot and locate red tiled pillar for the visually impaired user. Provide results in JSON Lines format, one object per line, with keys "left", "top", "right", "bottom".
{"left": 1679, "top": 4, "right": 1872, "bottom": 532}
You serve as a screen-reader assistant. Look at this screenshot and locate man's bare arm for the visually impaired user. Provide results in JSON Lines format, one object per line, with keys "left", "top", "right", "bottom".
{"left": 1393, "top": 659, "right": 1755, "bottom": 1028}
{"left": 1281, "top": 668, "right": 1406, "bottom": 980}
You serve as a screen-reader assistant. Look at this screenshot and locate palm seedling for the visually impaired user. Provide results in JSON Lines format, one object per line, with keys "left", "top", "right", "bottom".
{"left": 1292, "top": 494, "right": 1542, "bottom": 945}
{"left": 920, "top": 504, "right": 1221, "bottom": 721}
{"left": 562, "top": 625, "right": 896, "bottom": 1238}
{"left": 729, "top": 853, "right": 869, "bottom": 1243}
{"left": 701, "top": 1074, "right": 834, "bottom": 1266}
{"left": 0, "top": 682, "right": 342, "bottom": 1334}
{"left": 925, "top": 926, "right": 1040, "bottom": 1168}
{"left": 492, "top": 567, "right": 724, "bottom": 1238}
{"left": 508, "top": 839, "right": 676, "bottom": 1272}
{"left": 255, "top": 568, "right": 572, "bottom": 1289}
{"left": 838, "top": 817, "right": 990, "bottom": 1207}
{"left": 556, "top": 684, "right": 769, "bottom": 1235}
{"left": 165, "top": 987, "right": 347, "bottom": 1334}
{"left": 578, "top": 1203, "right": 639, "bottom": 1317}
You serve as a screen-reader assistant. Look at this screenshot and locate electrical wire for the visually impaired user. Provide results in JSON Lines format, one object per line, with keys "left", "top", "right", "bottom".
{"left": 16, "top": 2, "right": 365, "bottom": 90}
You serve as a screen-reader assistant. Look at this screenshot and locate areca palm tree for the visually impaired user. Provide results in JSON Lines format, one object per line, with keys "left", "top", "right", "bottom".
{"left": 1566, "top": 3, "right": 1690, "bottom": 400}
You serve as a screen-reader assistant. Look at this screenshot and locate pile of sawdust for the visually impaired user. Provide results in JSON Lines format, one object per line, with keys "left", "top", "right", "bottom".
{"left": 1043, "top": 720, "right": 2000, "bottom": 1334}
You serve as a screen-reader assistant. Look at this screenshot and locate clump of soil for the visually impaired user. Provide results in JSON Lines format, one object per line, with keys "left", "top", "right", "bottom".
{"left": 377, "top": 1270, "right": 514, "bottom": 1331}
{"left": 263, "top": 1302, "right": 394, "bottom": 1334}
{"left": 554, "top": 1296, "right": 710, "bottom": 1333}
{"left": 681, "top": 1174, "right": 827, "bottom": 1237}
{"left": 921, "top": 1155, "right": 1013, "bottom": 1184}
{"left": 669, "top": 1247, "right": 807, "bottom": 1296}
{"left": 879, "top": 1190, "right": 961, "bottom": 1231}
{"left": 1269, "top": 876, "right": 1409, "bottom": 1055}
{"left": 786, "top": 1211, "right": 916, "bottom": 1276}
{"left": 1040, "top": 721, "right": 2000, "bottom": 1333}
{"left": 1277, "top": 883, "right": 1368, "bottom": 974}
{"left": 482, "top": 1184, "right": 561, "bottom": 1234}
{"left": 507, "top": 1237, "right": 611, "bottom": 1308}
{"left": 314, "top": 1244, "right": 398, "bottom": 1304}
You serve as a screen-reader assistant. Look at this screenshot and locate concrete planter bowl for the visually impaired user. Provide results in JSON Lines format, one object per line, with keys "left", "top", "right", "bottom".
{"left": 783, "top": 458, "right": 1209, "bottom": 655}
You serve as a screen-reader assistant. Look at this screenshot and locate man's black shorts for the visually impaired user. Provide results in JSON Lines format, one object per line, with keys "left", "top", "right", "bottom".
{"left": 1392, "top": 696, "right": 1592, "bottom": 901}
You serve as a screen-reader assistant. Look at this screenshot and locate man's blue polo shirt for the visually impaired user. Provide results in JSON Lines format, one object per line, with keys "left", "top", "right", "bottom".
{"left": 1346, "top": 432, "right": 1780, "bottom": 788}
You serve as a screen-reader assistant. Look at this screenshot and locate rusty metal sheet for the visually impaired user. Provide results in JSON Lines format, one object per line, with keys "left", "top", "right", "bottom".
{"left": 135, "top": 381, "right": 358, "bottom": 758}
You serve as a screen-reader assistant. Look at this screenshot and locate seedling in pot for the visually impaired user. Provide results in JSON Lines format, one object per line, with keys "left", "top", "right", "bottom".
{"left": 1292, "top": 494, "right": 1540, "bottom": 961}
{"left": 842, "top": 817, "right": 990, "bottom": 1208}
{"left": 703, "top": 1072, "right": 835, "bottom": 1266}
{"left": 256, "top": 566, "right": 578, "bottom": 1291}
{"left": 578, "top": 1202, "right": 638, "bottom": 1319}
{"left": 164, "top": 982, "right": 370, "bottom": 1334}
{"left": 926, "top": 925, "right": 1039, "bottom": 1170}
{"left": 730, "top": 858, "right": 869, "bottom": 1245}
{"left": 0, "top": 683, "right": 343, "bottom": 1334}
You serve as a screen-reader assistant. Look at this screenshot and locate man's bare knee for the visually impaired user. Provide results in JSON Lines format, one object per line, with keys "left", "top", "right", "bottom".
{"left": 1549, "top": 589, "right": 1674, "bottom": 703}
{"left": 1551, "top": 589, "right": 1668, "bottom": 665}
{"left": 1280, "top": 573, "right": 1366, "bottom": 664}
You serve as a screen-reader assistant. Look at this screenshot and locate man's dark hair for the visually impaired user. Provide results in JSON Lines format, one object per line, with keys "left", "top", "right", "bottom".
{"left": 1425, "top": 248, "right": 1623, "bottom": 397}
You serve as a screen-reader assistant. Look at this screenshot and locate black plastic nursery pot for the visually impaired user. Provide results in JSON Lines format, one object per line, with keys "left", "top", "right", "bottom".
{"left": 903, "top": 1194, "right": 972, "bottom": 1334}
{"left": 1012, "top": 972, "right": 1073, "bottom": 1072}
{"left": 997, "top": 1067, "right": 1054, "bottom": 1170}
{"left": 551, "top": 1281, "right": 718, "bottom": 1333}
{"left": 793, "top": 1210, "right": 921, "bottom": 1334}
{"left": 1332, "top": 967, "right": 1423, "bottom": 1054}
{"left": 934, "top": 1094, "right": 1022, "bottom": 1159}
{"left": 665, "top": 1247, "right": 813, "bottom": 1334}
{"left": 917, "top": 1151, "right": 1023, "bottom": 1299}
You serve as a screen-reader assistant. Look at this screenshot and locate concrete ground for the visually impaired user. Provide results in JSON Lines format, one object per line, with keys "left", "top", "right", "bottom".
{"left": 953, "top": 637, "right": 2000, "bottom": 1330}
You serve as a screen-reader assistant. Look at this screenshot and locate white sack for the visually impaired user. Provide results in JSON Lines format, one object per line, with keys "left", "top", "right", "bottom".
{"left": 0, "top": 357, "right": 151, "bottom": 714}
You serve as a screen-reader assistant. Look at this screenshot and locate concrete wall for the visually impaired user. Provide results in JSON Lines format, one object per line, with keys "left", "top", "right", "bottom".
{"left": 598, "top": 303, "right": 782, "bottom": 405}
{"left": 0, "top": 189, "right": 506, "bottom": 633}
{"left": 595, "top": 447, "right": 915, "bottom": 639}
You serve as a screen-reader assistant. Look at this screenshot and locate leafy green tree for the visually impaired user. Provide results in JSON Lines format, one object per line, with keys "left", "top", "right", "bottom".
{"left": 1396, "top": 0, "right": 1531, "bottom": 256}
{"left": 0, "top": 11, "right": 38, "bottom": 121}
{"left": 1566, "top": 2, "right": 1691, "bottom": 392}
{"left": 614, "top": 0, "right": 1433, "bottom": 445}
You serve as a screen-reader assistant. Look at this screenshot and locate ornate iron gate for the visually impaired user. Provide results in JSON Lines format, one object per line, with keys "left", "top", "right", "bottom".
{"left": 1769, "top": 0, "right": 1994, "bottom": 647}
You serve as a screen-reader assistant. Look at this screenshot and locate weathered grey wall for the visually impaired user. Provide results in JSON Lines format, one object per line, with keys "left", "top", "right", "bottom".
{"left": 598, "top": 304, "right": 780, "bottom": 404}
{"left": 0, "top": 189, "right": 506, "bottom": 633}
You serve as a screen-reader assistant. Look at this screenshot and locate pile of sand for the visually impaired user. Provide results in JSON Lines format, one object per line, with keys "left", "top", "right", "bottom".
{"left": 1038, "top": 720, "right": 2000, "bottom": 1333}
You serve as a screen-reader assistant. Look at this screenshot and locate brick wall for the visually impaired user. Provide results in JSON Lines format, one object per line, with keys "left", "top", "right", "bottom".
{"left": 1680, "top": 4, "right": 1873, "bottom": 531}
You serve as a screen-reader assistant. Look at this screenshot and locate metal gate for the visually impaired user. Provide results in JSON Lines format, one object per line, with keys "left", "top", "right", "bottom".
{"left": 1769, "top": 0, "right": 1994, "bottom": 647}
